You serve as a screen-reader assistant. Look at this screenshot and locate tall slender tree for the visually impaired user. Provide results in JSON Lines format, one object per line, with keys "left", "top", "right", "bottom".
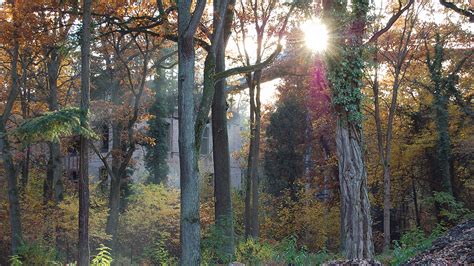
{"left": 211, "top": 0, "right": 235, "bottom": 259}
{"left": 177, "top": 0, "right": 206, "bottom": 264}
{"left": 422, "top": 33, "right": 472, "bottom": 196}
{"left": 371, "top": 3, "right": 420, "bottom": 252}
{"left": 78, "top": 0, "right": 92, "bottom": 264}
{"left": 0, "top": 0, "right": 23, "bottom": 254}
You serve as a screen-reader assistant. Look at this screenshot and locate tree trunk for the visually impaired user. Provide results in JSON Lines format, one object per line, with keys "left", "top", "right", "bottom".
{"left": 79, "top": 0, "right": 92, "bottom": 264}
{"left": 250, "top": 78, "right": 262, "bottom": 239}
{"left": 19, "top": 55, "right": 30, "bottom": 190}
{"left": 244, "top": 146, "right": 252, "bottom": 238}
{"left": 244, "top": 73, "right": 262, "bottom": 239}
{"left": 177, "top": 1, "right": 206, "bottom": 264}
{"left": 45, "top": 48, "right": 64, "bottom": 203}
{"left": 411, "top": 177, "right": 420, "bottom": 227}
{"left": 21, "top": 147, "right": 30, "bottom": 189}
{"left": 303, "top": 113, "right": 313, "bottom": 191}
{"left": 212, "top": 0, "right": 235, "bottom": 259}
{"left": 322, "top": 0, "right": 374, "bottom": 259}
{"left": 382, "top": 163, "right": 391, "bottom": 252}
{"left": 105, "top": 77, "right": 123, "bottom": 253}
{"left": 0, "top": 19, "right": 23, "bottom": 253}
{"left": 0, "top": 122, "right": 23, "bottom": 254}
{"left": 434, "top": 95, "right": 453, "bottom": 195}
{"left": 106, "top": 170, "right": 121, "bottom": 252}
{"left": 336, "top": 119, "right": 374, "bottom": 259}
{"left": 373, "top": 63, "right": 393, "bottom": 253}
{"left": 245, "top": 80, "right": 256, "bottom": 238}
{"left": 178, "top": 42, "right": 201, "bottom": 265}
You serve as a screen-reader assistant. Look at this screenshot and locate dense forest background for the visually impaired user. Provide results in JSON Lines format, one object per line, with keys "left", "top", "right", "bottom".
{"left": 0, "top": 0, "right": 472, "bottom": 265}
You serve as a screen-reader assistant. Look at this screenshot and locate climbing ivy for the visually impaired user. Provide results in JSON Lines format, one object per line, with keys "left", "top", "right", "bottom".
{"left": 327, "top": 45, "right": 365, "bottom": 124}
{"left": 324, "top": 0, "right": 369, "bottom": 125}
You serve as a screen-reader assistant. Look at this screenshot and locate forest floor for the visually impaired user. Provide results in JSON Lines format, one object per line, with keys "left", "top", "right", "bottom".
{"left": 405, "top": 219, "right": 473, "bottom": 265}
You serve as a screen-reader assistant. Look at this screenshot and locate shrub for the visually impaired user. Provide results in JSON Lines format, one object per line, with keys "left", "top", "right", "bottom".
{"left": 275, "top": 235, "right": 309, "bottom": 265}
{"left": 117, "top": 184, "right": 180, "bottom": 259}
{"left": 425, "top": 191, "right": 473, "bottom": 224}
{"left": 307, "top": 249, "right": 342, "bottom": 265}
{"left": 14, "top": 242, "right": 59, "bottom": 265}
{"left": 235, "top": 238, "right": 275, "bottom": 265}
{"left": 142, "top": 238, "right": 176, "bottom": 265}
{"left": 201, "top": 220, "right": 235, "bottom": 264}
{"left": 391, "top": 224, "right": 446, "bottom": 265}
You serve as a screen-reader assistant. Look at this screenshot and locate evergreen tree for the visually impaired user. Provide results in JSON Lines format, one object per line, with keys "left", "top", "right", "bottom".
{"left": 145, "top": 67, "right": 176, "bottom": 184}
{"left": 264, "top": 96, "right": 307, "bottom": 198}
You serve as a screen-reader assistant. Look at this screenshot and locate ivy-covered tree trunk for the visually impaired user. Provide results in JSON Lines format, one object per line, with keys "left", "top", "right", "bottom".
{"left": 324, "top": 0, "right": 374, "bottom": 259}
{"left": 433, "top": 94, "right": 453, "bottom": 194}
{"left": 424, "top": 34, "right": 463, "bottom": 196}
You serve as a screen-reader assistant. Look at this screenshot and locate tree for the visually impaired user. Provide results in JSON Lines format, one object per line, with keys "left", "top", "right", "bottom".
{"left": 265, "top": 95, "right": 307, "bottom": 197}
{"left": 233, "top": 0, "right": 295, "bottom": 239}
{"left": 370, "top": 2, "right": 420, "bottom": 252}
{"left": 0, "top": 0, "right": 23, "bottom": 254}
{"left": 78, "top": 0, "right": 92, "bottom": 264}
{"left": 323, "top": 0, "right": 374, "bottom": 259}
{"left": 41, "top": 5, "right": 75, "bottom": 204}
{"left": 210, "top": 0, "right": 236, "bottom": 260}
{"left": 322, "top": 0, "right": 414, "bottom": 257}
{"left": 176, "top": 0, "right": 206, "bottom": 264}
{"left": 146, "top": 65, "right": 176, "bottom": 185}
{"left": 422, "top": 33, "right": 472, "bottom": 196}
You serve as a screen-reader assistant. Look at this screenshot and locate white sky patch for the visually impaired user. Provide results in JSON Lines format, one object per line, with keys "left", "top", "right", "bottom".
{"left": 260, "top": 78, "right": 281, "bottom": 105}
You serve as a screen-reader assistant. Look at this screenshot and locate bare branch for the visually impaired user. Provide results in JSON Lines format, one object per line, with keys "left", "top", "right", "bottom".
{"left": 366, "top": 0, "right": 415, "bottom": 44}
{"left": 215, "top": 44, "right": 282, "bottom": 81}
{"left": 439, "top": 0, "right": 474, "bottom": 22}
{"left": 184, "top": 0, "right": 207, "bottom": 38}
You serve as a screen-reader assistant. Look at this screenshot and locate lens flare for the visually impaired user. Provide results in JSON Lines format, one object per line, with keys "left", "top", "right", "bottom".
{"left": 301, "top": 19, "right": 329, "bottom": 53}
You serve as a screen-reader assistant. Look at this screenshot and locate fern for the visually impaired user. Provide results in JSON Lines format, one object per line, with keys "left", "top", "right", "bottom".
{"left": 10, "top": 107, "right": 98, "bottom": 144}
{"left": 91, "top": 244, "right": 113, "bottom": 266}
{"left": 9, "top": 255, "right": 22, "bottom": 266}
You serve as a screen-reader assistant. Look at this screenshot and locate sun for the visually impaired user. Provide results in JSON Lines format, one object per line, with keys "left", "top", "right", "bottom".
{"left": 300, "top": 19, "right": 329, "bottom": 53}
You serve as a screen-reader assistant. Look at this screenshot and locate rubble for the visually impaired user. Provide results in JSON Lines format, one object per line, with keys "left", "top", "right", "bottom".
{"left": 405, "top": 219, "right": 474, "bottom": 265}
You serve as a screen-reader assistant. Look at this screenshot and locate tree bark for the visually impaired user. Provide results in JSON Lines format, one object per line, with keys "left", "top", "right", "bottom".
{"left": 0, "top": 12, "right": 23, "bottom": 253}
{"left": 19, "top": 55, "right": 30, "bottom": 190}
{"left": 336, "top": 119, "right": 374, "bottom": 259}
{"left": 177, "top": 1, "right": 206, "bottom": 264}
{"left": 250, "top": 76, "right": 262, "bottom": 239}
{"left": 411, "top": 177, "right": 420, "bottom": 227}
{"left": 212, "top": 0, "right": 235, "bottom": 259}
{"left": 244, "top": 69, "right": 262, "bottom": 239}
{"left": 0, "top": 123, "right": 23, "bottom": 254}
{"left": 45, "top": 47, "right": 64, "bottom": 203}
{"left": 79, "top": 0, "right": 92, "bottom": 264}
{"left": 105, "top": 115, "right": 126, "bottom": 253}
{"left": 105, "top": 64, "right": 123, "bottom": 253}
